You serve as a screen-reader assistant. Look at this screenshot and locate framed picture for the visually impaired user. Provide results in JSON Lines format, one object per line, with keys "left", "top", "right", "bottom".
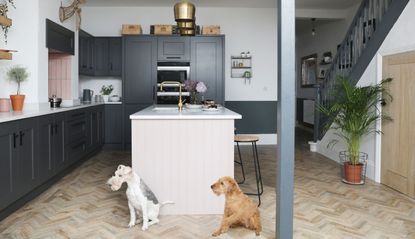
{"left": 301, "top": 54, "right": 318, "bottom": 87}
{"left": 318, "top": 68, "right": 326, "bottom": 78}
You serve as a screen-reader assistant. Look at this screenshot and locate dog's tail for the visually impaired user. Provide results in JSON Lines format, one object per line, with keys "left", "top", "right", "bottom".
{"left": 160, "top": 201, "right": 174, "bottom": 207}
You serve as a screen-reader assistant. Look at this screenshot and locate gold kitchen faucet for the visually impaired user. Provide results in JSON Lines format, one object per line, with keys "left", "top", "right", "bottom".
{"left": 159, "top": 81, "right": 184, "bottom": 112}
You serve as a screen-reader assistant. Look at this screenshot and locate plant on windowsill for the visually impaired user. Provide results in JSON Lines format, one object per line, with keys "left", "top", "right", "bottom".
{"left": 318, "top": 76, "right": 392, "bottom": 184}
{"left": 7, "top": 65, "right": 29, "bottom": 111}
{"left": 100, "top": 84, "right": 113, "bottom": 102}
{"left": 184, "top": 80, "right": 207, "bottom": 105}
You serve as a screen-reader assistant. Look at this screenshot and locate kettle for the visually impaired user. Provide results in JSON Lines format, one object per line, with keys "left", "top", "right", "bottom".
{"left": 83, "top": 89, "right": 94, "bottom": 103}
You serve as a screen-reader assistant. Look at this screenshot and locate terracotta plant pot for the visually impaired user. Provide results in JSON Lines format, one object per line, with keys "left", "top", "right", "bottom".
{"left": 344, "top": 162, "right": 363, "bottom": 183}
{"left": 10, "top": 94, "right": 25, "bottom": 111}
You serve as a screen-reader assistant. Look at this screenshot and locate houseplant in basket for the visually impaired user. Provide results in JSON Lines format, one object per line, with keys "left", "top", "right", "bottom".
{"left": 7, "top": 65, "right": 29, "bottom": 111}
{"left": 319, "top": 76, "right": 392, "bottom": 184}
{"left": 100, "top": 85, "right": 113, "bottom": 102}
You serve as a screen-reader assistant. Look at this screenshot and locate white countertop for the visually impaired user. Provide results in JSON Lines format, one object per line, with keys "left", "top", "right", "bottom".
{"left": 0, "top": 102, "right": 120, "bottom": 123}
{"left": 130, "top": 105, "right": 242, "bottom": 120}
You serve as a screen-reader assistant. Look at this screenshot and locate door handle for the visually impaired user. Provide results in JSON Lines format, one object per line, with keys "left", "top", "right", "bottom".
{"left": 19, "top": 131, "right": 25, "bottom": 146}
{"left": 166, "top": 56, "right": 181, "bottom": 59}
{"left": 13, "top": 133, "right": 19, "bottom": 148}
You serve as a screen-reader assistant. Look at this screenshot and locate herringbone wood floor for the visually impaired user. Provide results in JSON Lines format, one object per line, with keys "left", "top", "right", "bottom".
{"left": 0, "top": 128, "right": 414, "bottom": 238}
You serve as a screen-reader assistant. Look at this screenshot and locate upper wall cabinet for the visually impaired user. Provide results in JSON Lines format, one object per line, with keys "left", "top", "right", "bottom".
{"left": 79, "top": 31, "right": 122, "bottom": 77}
{"left": 190, "top": 36, "right": 225, "bottom": 105}
{"left": 46, "top": 19, "right": 75, "bottom": 55}
{"left": 158, "top": 36, "right": 190, "bottom": 62}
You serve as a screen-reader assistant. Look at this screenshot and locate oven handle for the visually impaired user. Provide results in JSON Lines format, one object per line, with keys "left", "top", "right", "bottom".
{"left": 157, "top": 92, "right": 190, "bottom": 96}
{"left": 157, "top": 66, "right": 190, "bottom": 72}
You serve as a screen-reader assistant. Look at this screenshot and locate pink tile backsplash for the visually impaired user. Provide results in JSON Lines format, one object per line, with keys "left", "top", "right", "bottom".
{"left": 48, "top": 54, "right": 72, "bottom": 99}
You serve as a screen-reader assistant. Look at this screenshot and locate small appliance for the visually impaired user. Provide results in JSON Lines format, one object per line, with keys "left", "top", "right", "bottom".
{"left": 82, "top": 89, "right": 94, "bottom": 103}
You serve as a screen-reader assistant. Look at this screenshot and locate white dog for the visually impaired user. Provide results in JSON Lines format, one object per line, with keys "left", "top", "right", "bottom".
{"left": 107, "top": 165, "right": 173, "bottom": 231}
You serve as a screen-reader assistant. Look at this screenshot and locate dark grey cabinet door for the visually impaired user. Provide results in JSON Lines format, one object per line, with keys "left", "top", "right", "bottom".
{"left": 190, "top": 37, "right": 225, "bottom": 105}
{"left": 105, "top": 104, "right": 122, "bottom": 144}
{"left": 98, "top": 106, "right": 105, "bottom": 146}
{"left": 124, "top": 36, "right": 157, "bottom": 104}
{"left": 94, "top": 38, "right": 109, "bottom": 76}
{"left": 109, "top": 38, "right": 122, "bottom": 76}
{"left": 54, "top": 113, "right": 66, "bottom": 172}
{"left": 79, "top": 36, "right": 88, "bottom": 74}
{"left": 124, "top": 104, "right": 150, "bottom": 145}
{"left": 15, "top": 118, "right": 38, "bottom": 198}
{"left": 87, "top": 38, "right": 95, "bottom": 75}
{"left": 38, "top": 115, "right": 55, "bottom": 183}
{"left": 158, "top": 36, "right": 190, "bottom": 61}
{"left": 0, "top": 121, "right": 18, "bottom": 211}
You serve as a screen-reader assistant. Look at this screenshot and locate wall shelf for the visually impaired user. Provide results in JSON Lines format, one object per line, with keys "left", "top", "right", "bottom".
{"left": 0, "top": 16, "right": 12, "bottom": 27}
{"left": 0, "top": 50, "right": 16, "bottom": 60}
{"left": 231, "top": 56, "right": 252, "bottom": 78}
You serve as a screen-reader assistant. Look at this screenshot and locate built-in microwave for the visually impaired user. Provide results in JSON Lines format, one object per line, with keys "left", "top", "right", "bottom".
{"left": 156, "top": 62, "right": 190, "bottom": 104}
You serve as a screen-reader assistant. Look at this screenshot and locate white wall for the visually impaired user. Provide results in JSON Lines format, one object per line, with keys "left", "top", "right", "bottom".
{"left": 0, "top": 1, "right": 39, "bottom": 103}
{"left": 0, "top": 0, "right": 78, "bottom": 105}
{"left": 79, "top": 76, "right": 122, "bottom": 98}
{"left": 81, "top": 6, "right": 278, "bottom": 101}
{"left": 317, "top": 0, "right": 415, "bottom": 182}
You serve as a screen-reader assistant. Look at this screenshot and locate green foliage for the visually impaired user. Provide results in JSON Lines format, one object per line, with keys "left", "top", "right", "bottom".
{"left": 6, "top": 65, "right": 29, "bottom": 95}
{"left": 100, "top": 85, "right": 114, "bottom": 95}
{"left": 318, "top": 76, "right": 392, "bottom": 165}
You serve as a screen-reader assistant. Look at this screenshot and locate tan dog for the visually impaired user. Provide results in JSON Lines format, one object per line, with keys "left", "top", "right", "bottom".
{"left": 211, "top": 176, "right": 262, "bottom": 237}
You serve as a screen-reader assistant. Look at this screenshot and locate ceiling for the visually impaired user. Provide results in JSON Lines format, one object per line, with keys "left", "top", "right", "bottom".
{"left": 85, "top": 0, "right": 362, "bottom": 9}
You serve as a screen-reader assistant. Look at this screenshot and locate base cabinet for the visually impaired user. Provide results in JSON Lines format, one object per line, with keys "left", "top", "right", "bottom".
{"left": 105, "top": 104, "right": 122, "bottom": 147}
{"left": 0, "top": 118, "right": 38, "bottom": 211}
{"left": 0, "top": 105, "right": 104, "bottom": 216}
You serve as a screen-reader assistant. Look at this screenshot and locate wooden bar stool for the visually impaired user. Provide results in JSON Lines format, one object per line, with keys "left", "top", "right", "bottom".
{"left": 234, "top": 135, "right": 264, "bottom": 206}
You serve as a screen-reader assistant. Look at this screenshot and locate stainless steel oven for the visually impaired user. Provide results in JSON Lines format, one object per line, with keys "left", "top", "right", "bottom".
{"left": 156, "top": 62, "right": 190, "bottom": 104}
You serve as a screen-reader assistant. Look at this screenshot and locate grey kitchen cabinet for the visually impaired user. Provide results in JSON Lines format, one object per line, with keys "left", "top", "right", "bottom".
{"left": 14, "top": 118, "right": 38, "bottom": 198}
{"left": 66, "top": 110, "right": 88, "bottom": 164}
{"left": 105, "top": 104, "right": 122, "bottom": 147}
{"left": 94, "top": 38, "right": 109, "bottom": 76}
{"left": 109, "top": 38, "right": 122, "bottom": 76}
{"left": 124, "top": 104, "right": 150, "bottom": 146}
{"left": 190, "top": 36, "right": 225, "bottom": 105}
{"left": 38, "top": 113, "right": 66, "bottom": 183}
{"left": 79, "top": 30, "right": 95, "bottom": 75}
{"left": 0, "top": 121, "right": 18, "bottom": 211}
{"left": 158, "top": 36, "right": 190, "bottom": 62}
{"left": 0, "top": 118, "right": 38, "bottom": 210}
{"left": 79, "top": 32, "right": 122, "bottom": 77}
{"left": 123, "top": 36, "right": 157, "bottom": 104}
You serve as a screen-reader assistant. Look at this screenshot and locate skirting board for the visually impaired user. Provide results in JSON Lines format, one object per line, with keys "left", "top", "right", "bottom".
{"left": 235, "top": 134, "right": 278, "bottom": 145}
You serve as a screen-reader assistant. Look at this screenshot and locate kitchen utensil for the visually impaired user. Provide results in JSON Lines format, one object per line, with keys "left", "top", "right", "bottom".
{"left": 49, "top": 95, "right": 62, "bottom": 108}
{"left": 82, "top": 89, "right": 94, "bottom": 102}
{"left": 109, "top": 95, "right": 121, "bottom": 102}
{"left": 0, "top": 98, "right": 10, "bottom": 112}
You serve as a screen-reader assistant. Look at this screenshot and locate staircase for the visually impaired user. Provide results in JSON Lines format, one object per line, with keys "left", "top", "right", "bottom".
{"left": 313, "top": 0, "right": 410, "bottom": 141}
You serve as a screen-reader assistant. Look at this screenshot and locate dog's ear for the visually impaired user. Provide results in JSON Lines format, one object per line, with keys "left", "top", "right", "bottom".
{"left": 121, "top": 166, "right": 132, "bottom": 175}
{"left": 225, "top": 177, "right": 238, "bottom": 193}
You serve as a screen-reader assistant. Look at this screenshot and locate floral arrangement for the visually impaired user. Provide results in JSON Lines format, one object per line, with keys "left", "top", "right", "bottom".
{"left": 184, "top": 80, "right": 207, "bottom": 104}
{"left": 100, "top": 85, "right": 114, "bottom": 95}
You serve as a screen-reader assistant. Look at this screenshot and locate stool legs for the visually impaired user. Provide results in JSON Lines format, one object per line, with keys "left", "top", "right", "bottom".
{"left": 235, "top": 142, "right": 246, "bottom": 184}
{"left": 246, "top": 142, "right": 264, "bottom": 206}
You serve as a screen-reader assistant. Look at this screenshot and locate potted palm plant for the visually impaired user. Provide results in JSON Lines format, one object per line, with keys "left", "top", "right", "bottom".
{"left": 319, "top": 76, "right": 392, "bottom": 184}
{"left": 7, "top": 65, "right": 29, "bottom": 111}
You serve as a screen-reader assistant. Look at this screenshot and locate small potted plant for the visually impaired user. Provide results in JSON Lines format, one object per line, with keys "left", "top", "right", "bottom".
{"left": 7, "top": 65, "right": 29, "bottom": 111}
{"left": 184, "top": 80, "right": 207, "bottom": 104}
{"left": 319, "top": 76, "right": 392, "bottom": 184}
{"left": 100, "top": 85, "right": 113, "bottom": 102}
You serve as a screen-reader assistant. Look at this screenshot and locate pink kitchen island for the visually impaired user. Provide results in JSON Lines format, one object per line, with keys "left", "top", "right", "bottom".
{"left": 130, "top": 105, "right": 242, "bottom": 215}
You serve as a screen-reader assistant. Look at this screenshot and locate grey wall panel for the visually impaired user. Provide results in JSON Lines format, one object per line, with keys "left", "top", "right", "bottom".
{"left": 225, "top": 101, "right": 277, "bottom": 134}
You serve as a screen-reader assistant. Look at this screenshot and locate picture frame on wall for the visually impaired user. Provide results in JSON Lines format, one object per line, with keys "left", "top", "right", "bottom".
{"left": 318, "top": 68, "right": 326, "bottom": 79}
{"left": 300, "top": 53, "right": 318, "bottom": 87}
